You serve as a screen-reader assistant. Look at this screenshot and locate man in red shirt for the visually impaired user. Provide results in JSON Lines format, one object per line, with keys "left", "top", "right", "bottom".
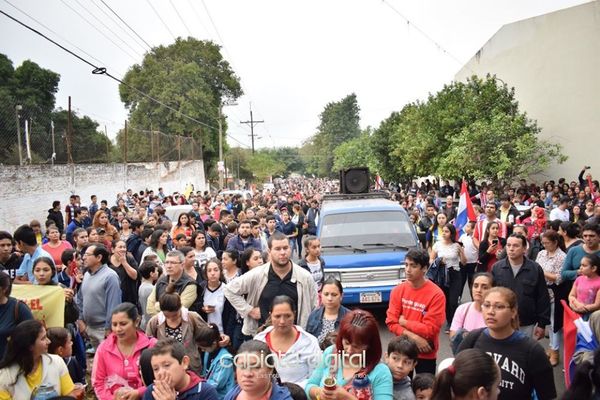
{"left": 386, "top": 249, "right": 445, "bottom": 374}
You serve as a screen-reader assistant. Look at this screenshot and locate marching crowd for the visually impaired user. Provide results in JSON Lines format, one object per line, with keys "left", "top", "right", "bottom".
{"left": 0, "top": 169, "right": 599, "bottom": 399}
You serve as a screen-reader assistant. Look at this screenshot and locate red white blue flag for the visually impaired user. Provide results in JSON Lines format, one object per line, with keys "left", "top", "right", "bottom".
{"left": 454, "top": 180, "right": 476, "bottom": 236}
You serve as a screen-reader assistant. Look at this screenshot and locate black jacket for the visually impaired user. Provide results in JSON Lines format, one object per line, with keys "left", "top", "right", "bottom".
{"left": 47, "top": 208, "right": 65, "bottom": 233}
{"left": 155, "top": 273, "right": 200, "bottom": 313}
{"left": 491, "top": 257, "right": 551, "bottom": 327}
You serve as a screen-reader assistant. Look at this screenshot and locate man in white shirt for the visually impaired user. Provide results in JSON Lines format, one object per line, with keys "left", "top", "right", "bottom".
{"left": 549, "top": 197, "right": 570, "bottom": 222}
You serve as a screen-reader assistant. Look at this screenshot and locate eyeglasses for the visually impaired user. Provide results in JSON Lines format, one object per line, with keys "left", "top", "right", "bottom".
{"left": 481, "top": 303, "right": 510, "bottom": 311}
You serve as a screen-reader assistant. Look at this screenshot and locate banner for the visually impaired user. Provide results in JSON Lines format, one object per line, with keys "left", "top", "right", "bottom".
{"left": 12, "top": 285, "right": 65, "bottom": 328}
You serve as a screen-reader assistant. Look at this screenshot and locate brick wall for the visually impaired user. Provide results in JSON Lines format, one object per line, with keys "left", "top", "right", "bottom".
{"left": 0, "top": 160, "right": 206, "bottom": 232}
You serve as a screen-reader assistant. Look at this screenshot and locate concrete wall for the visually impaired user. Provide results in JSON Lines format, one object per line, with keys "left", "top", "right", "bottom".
{"left": 455, "top": 1, "right": 600, "bottom": 181}
{"left": 0, "top": 160, "right": 206, "bottom": 232}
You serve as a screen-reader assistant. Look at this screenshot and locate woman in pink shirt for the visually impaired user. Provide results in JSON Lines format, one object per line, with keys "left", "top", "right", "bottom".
{"left": 42, "top": 225, "right": 72, "bottom": 268}
{"left": 449, "top": 273, "right": 493, "bottom": 354}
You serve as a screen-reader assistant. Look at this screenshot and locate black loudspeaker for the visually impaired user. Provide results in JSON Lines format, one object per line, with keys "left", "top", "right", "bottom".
{"left": 340, "top": 168, "right": 370, "bottom": 194}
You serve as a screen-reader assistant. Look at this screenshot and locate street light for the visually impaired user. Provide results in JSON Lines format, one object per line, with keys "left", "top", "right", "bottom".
{"left": 15, "top": 104, "right": 23, "bottom": 166}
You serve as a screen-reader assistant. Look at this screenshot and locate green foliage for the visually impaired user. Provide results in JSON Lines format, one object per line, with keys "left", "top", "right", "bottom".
{"left": 119, "top": 38, "right": 242, "bottom": 171}
{"left": 246, "top": 151, "right": 286, "bottom": 182}
{"left": 379, "top": 74, "right": 566, "bottom": 183}
{"left": 51, "top": 110, "right": 113, "bottom": 163}
{"left": 301, "top": 93, "right": 361, "bottom": 176}
{"left": 332, "top": 129, "right": 374, "bottom": 172}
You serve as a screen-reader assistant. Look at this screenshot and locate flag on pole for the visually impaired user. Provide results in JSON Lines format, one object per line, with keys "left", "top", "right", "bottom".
{"left": 375, "top": 175, "right": 384, "bottom": 190}
{"left": 454, "top": 180, "right": 476, "bottom": 236}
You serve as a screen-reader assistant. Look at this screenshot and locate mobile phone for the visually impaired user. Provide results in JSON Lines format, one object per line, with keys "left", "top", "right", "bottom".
{"left": 585, "top": 166, "right": 591, "bottom": 169}
{"left": 492, "top": 239, "right": 499, "bottom": 245}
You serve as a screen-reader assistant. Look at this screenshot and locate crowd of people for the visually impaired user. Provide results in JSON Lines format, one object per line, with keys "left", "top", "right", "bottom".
{"left": 0, "top": 169, "right": 600, "bottom": 399}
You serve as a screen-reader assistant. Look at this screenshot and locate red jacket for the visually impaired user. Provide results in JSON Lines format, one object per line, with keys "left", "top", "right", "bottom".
{"left": 385, "top": 280, "right": 446, "bottom": 359}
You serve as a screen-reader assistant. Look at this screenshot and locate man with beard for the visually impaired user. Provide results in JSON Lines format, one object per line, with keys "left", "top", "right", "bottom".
{"left": 226, "top": 220, "right": 262, "bottom": 252}
{"left": 224, "top": 231, "right": 317, "bottom": 337}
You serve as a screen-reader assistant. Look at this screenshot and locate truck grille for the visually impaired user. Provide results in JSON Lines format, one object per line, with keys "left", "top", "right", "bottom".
{"left": 341, "top": 269, "right": 400, "bottom": 283}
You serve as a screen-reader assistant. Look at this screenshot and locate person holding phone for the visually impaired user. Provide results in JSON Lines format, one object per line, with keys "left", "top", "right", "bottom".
{"left": 478, "top": 221, "right": 506, "bottom": 273}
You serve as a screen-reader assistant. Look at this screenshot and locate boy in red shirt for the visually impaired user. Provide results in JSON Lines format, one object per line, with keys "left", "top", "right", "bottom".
{"left": 386, "top": 249, "right": 446, "bottom": 374}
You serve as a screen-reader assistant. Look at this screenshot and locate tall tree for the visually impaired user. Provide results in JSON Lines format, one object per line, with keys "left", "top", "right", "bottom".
{"left": 304, "top": 93, "right": 361, "bottom": 176}
{"left": 332, "top": 128, "right": 374, "bottom": 172}
{"left": 119, "top": 38, "right": 242, "bottom": 170}
{"left": 0, "top": 55, "right": 60, "bottom": 163}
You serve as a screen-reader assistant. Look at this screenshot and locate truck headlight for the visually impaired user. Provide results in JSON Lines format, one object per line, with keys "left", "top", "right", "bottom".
{"left": 398, "top": 267, "right": 406, "bottom": 280}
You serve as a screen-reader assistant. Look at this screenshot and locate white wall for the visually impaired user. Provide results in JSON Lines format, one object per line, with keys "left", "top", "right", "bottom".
{"left": 455, "top": 1, "right": 600, "bottom": 181}
{"left": 0, "top": 160, "right": 206, "bottom": 232}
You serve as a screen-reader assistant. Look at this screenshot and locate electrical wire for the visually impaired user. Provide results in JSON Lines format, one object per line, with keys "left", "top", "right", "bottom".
{"left": 169, "top": 0, "right": 193, "bottom": 37}
{"left": 92, "top": 0, "right": 151, "bottom": 52}
{"left": 58, "top": 0, "right": 140, "bottom": 62}
{"left": 185, "top": 0, "right": 211, "bottom": 38}
{"left": 0, "top": 8, "right": 245, "bottom": 140}
{"left": 2, "top": 0, "right": 108, "bottom": 68}
{"left": 145, "top": 0, "right": 176, "bottom": 41}
{"left": 380, "top": 0, "right": 466, "bottom": 68}
{"left": 72, "top": 0, "right": 144, "bottom": 57}
{"left": 98, "top": 0, "right": 153, "bottom": 50}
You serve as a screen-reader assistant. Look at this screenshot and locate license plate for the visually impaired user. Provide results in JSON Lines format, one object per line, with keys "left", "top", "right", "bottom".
{"left": 360, "top": 292, "right": 382, "bottom": 303}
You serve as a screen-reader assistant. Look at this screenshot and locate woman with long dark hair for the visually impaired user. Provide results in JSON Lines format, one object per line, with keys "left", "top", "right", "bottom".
{"left": 431, "top": 348, "right": 500, "bottom": 400}
{"left": 477, "top": 221, "right": 506, "bottom": 273}
{"left": 0, "top": 320, "right": 82, "bottom": 399}
{"left": 0, "top": 272, "right": 33, "bottom": 359}
{"left": 141, "top": 229, "right": 168, "bottom": 270}
{"left": 109, "top": 239, "right": 139, "bottom": 305}
{"left": 430, "top": 224, "right": 466, "bottom": 328}
{"left": 92, "top": 302, "right": 156, "bottom": 399}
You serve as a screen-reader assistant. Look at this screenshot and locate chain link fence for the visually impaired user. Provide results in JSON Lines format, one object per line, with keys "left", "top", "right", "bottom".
{"left": 0, "top": 98, "right": 202, "bottom": 165}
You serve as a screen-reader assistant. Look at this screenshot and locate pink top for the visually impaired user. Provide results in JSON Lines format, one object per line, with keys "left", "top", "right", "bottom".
{"left": 574, "top": 275, "right": 600, "bottom": 305}
{"left": 450, "top": 302, "right": 485, "bottom": 332}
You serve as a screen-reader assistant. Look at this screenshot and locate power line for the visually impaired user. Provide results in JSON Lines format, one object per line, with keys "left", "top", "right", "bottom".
{"left": 2, "top": 0, "right": 108, "bottom": 68}
{"left": 169, "top": 0, "right": 193, "bottom": 37}
{"left": 98, "top": 0, "right": 152, "bottom": 50}
{"left": 185, "top": 0, "right": 211, "bottom": 38}
{"left": 72, "top": 0, "right": 144, "bottom": 57}
{"left": 145, "top": 0, "right": 176, "bottom": 41}
{"left": 58, "top": 0, "right": 140, "bottom": 62}
{"left": 0, "top": 8, "right": 221, "bottom": 132}
{"left": 93, "top": 0, "right": 151, "bottom": 52}
{"left": 380, "top": 0, "right": 466, "bottom": 68}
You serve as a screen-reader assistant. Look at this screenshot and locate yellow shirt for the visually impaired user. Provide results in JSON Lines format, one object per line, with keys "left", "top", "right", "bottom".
{"left": 0, "top": 358, "right": 75, "bottom": 400}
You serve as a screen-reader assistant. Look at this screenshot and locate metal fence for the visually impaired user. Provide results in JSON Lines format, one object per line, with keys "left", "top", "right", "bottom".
{"left": 0, "top": 99, "right": 202, "bottom": 165}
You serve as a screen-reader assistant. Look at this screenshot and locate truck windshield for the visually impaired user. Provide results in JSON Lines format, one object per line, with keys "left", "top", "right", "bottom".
{"left": 320, "top": 210, "right": 416, "bottom": 253}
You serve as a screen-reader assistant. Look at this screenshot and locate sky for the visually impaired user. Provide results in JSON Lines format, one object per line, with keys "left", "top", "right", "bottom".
{"left": 0, "top": 0, "right": 592, "bottom": 150}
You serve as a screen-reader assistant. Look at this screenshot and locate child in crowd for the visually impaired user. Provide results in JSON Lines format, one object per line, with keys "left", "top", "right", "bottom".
{"left": 411, "top": 373, "right": 434, "bottom": 400}
{"left": 142, "top": 338, "right": 219, "bottom": 400}
{"left": 569, "top": 254, "right": 600, "bottom": 316}
{"left": 138, "top": 260, "right": 159, "bottom": 330}
{"left": 196, "top": 323, "right": 235, "bottom": 399}
{"left": 385, "top": 335, "right": 418, "bottom": 400}
{"left": 47, "top": 327, "right": 86, "bottom": 385}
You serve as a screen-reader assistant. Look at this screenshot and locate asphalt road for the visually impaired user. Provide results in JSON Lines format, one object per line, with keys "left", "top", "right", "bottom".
{"left": 369, "top": 287, "right": 567, "bottom": 398}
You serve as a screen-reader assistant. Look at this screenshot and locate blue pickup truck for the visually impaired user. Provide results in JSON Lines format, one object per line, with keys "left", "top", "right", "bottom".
{"left": 317, "top": 193, "right": 420, "bottom": 305}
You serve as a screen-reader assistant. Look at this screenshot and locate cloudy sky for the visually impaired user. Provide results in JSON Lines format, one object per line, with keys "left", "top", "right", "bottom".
{"left": 0, "top": 0, "right": 590, "bottom": 150}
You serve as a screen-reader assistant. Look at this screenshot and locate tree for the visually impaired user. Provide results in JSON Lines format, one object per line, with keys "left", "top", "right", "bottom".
{"left": 50, "top": 110, "right": 113, "bottom": 163}
{"left": 302, "top": 93, "right": 361, "bottom": 176}
{"left": 0, "top": 55, "right": 60, "bottom": 163}
{"left": 387, "top": 75, "right": 565, "bottom": 183}
{"left": 119, "top": 38, "right": 242, "bottom": 170}
{"left": 246, "top": 151, "right": 286, "bottom": 183}
{"left": 332, "top": 129, "right": 374, "bottom": 172}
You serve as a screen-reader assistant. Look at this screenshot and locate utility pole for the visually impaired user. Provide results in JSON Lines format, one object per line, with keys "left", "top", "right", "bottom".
{"left": 124, "top": 120, "right": 128, "bottom": 163}
{"left": 51, "top": 121, "right": 56, "bottom": 165}
{"left": 219, "top": 100, "right": 237, "bottom": 189}
{"left": 104, "top": 125, "right": 109, "bottom": 162}
{"left": 67, "top": 96, "right": 73, "bottom": 164}
{"left": 15, "top": 105, "right": 23, "bottom": 166}
{"left": 218, "top": 104, "right": 224, "bottom": 189}
{"left": 240, "top": 104, "right": 264, "bottom": 154}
